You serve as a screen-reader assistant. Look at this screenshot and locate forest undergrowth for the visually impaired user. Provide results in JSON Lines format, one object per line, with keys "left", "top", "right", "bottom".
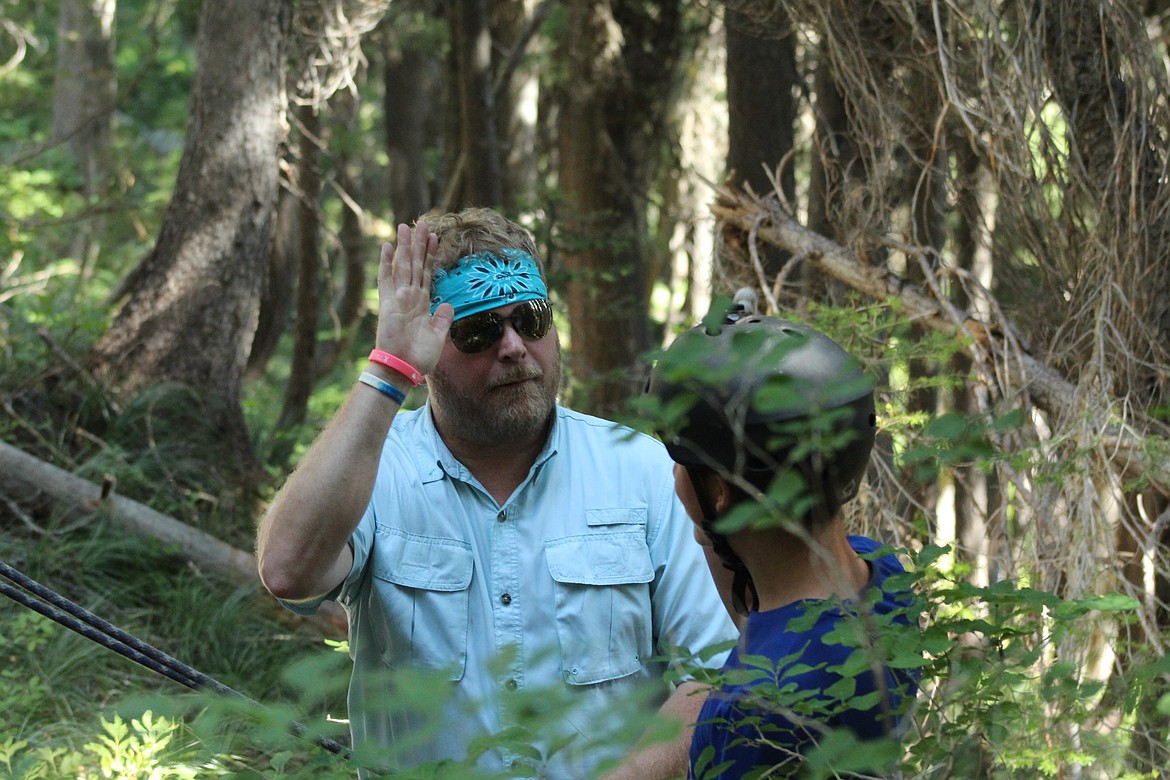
{"left": 4, "top": 278, "right": 1169, "bottom": 779}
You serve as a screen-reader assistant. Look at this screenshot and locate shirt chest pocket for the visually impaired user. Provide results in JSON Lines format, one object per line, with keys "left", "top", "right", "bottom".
{"left": 544, "top": 531, "right": 654, "bottom": 686}
{"left": 369, "top": 529, "right": 474, "bottom": 681}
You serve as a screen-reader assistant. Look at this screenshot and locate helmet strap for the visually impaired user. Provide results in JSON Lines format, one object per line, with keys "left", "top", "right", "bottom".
{"left": 686, "top": 465, "right": 756, "bottom": 616}
{"left": 731, "top": 567, "right": 759, "bottom": 616}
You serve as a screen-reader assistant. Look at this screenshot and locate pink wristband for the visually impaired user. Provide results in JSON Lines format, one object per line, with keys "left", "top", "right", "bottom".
{"left": 368, "top": 349, "right": 424, "bottom": 386}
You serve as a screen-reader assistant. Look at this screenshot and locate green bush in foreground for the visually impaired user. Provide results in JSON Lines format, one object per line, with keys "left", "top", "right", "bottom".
{"left": 4, "top": 534, "right": 1163, "bottom": 779}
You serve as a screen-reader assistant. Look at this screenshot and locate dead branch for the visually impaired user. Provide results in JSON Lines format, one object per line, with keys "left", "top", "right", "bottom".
{"left": 711, "top": 184, "right": 1170, "bottom": 496}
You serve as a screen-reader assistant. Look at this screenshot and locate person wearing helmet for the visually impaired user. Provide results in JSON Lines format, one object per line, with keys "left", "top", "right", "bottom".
{"left": 645, "top": 290, "right": 918, "bottom": 778}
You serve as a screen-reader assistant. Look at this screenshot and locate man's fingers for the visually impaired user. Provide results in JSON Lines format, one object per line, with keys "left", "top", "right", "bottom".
{"left": 431, "top": 302, "right": 454, "bottom": 338}
{"left": 421, "top": 233, "right": 438, "bottom": 287}
{"left": 378, "top": 242, "right": 393, "bottom": 288}
{"left": 383, "top": 222, "right": 437, "bottom": 317}
{"left": 409, "top": 220, "right": 429, "bottom": 285}
{"left": 390, "top": 223, "right": 413, "bottom": 287}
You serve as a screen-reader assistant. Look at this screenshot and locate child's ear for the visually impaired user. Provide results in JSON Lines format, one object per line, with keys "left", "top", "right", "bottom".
{"left": 713, "top": 476, "right": 734, "bottom": 515}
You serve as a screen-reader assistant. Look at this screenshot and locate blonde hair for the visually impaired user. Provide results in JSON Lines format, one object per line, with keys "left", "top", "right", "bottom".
{"left": 422, "top": 207, "right": 545, "bottom": 277}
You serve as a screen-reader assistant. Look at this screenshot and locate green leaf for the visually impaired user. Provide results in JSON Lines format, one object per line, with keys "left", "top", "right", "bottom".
{"left": 802, "top": 730, "right": 900, "bottom": 778}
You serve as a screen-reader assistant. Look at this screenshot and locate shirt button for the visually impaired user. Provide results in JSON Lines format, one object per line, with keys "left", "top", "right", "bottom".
{"left": 497, "top": 510, "right": 506, "bottom": 523}
{"left": 505, "top": 678, "right": 518, "bottom": 690}
{"left": 500, "top": 593, "right": 512, "bottom": 605}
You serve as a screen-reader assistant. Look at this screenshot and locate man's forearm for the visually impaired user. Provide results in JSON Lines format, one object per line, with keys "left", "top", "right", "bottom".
{"left": 258, "top": 224, "right": 446, "bottom": 602}
{"left": 256, "top": 371, "right": 405, "bottom": 599}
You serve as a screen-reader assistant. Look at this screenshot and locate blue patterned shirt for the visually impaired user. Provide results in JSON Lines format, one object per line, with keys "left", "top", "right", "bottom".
{"left": 688, "top": 536, "right": 918, "bottom": 779}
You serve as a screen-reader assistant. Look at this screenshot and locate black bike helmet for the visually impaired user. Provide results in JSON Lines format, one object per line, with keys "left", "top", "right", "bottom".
{"left": 645, "top": 290, "right": 877, "bottom": 613}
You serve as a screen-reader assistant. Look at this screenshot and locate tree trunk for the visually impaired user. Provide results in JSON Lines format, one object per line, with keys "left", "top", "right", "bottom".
{"left": 246, "top": 188, "right": 298, "bottom": 382}
{"left": 381, "top": 3, "right": 441, "bottom": 223}
{"left": 0, "top": 440, "right": 346, "bottom": 637}
{"left": 951, "top": 139, "right": 998, "bottom": 586}
{"left": 52, "top": 0, "right": 115, "bottom": 185}
{"left": 555, "top": 0, "right": 687, "bottom": 415}
{"left": 804, "top": 53, "right": 854, "bottom": 306}
{"left": 92, "top": 0, "right": 291, "bottom": 484}
{"left": 725, "top": 6, "right": 795, "bottom": 279}
{"left": 313, "top": 92, "right": 368, "bottom": 380}
{"left": 723, "top": 7, "right": 796, "bottom": 295}
{"left": 900, "top": 66, "right": 948, "bottom": 534}
{"left": 445, "top": 0, "right": 502, "bottom": 208}
{"left": 273, "top": 103, "right": 323, "bottom": 461}
{"left": 51, "top": 0, "right": 116, "bottom": 281}
{"left": 491, "top": 0, "right": 540, "bottom": 211}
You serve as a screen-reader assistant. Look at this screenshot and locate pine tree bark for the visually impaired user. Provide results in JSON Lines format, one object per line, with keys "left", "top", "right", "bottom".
{"left": 51, "top": 0, "right": 116, "bottom": 280}
{"left": 950, "top": 139, "right": 999, "bottom": 587}
{"left": 246, "top": 188, "right": 298, "bottom": 382}
{"left": 445, "top": 0, "right": 503, "bottom": 207}
{"left": 554, "top": 0, "right": 688, "bottom": 415}
{"left": 725, "top": 7, "right": 795, "bottom": 280}
{"left": 92, "top": 0, "right": 292, "bottom": 483}
{"left": 491, "top": 0, "right": 540, "bottom": 210}
{"left": 804, "top": 55, "right": 853, "bottom": 306}
{"left": 313, "top": 91, "right": 367, "bottom": 380}
{"left": 273, "top": 103, "right": 323, "bottom": 459}
{"left": 51, "top": 0, "right": 115, "bottom": 186}
{"left": 381, "top": 8, "right": 441, "bottom": 223}
{"left": 0, "top": 440, "right": 346, "bottom": 637}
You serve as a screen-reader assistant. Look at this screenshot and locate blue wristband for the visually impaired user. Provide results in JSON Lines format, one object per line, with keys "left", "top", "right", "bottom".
{"left": 358, "top": 371, "right": 407, "bottom": 405}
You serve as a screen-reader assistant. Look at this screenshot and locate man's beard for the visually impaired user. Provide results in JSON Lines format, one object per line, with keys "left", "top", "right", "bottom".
{"left": 428, "top": 350, "right": 562, "bottom": 447}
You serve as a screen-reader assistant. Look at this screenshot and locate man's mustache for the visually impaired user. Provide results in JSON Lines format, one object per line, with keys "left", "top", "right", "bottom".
{"left": 488, "top": 367, "right": 542, "bottom": 389}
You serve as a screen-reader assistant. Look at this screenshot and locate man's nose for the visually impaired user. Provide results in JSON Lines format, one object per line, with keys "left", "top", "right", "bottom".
{"left": 496, "top": 320, "right": 527, "bottom": 359}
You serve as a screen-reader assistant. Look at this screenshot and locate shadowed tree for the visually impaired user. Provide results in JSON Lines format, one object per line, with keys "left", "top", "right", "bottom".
{"left": 92, "top": 0, "right": 292, "bottom": 483}
{"left": 553, "top": 0, "right": 699, "bottom": 415}
{"left": 724, "top": 4, "right": 796, "bottom": 283}
{"left": 444, "top": 0, "right": 503, "bottom": 207}
{"left": 380, "top": 4, "right": 443, "bottom": 224}
{"left": 51, "top": 0, "right": 116, "bottom": 281}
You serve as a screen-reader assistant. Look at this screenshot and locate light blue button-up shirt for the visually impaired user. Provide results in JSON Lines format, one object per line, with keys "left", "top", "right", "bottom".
{"left": 287, "top": 404, "right": 737, "bottom": 777}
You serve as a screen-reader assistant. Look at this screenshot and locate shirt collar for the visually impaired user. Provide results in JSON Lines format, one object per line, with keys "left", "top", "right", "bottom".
{"left": 411, "top": 401, "right": 561, "bottom": 485}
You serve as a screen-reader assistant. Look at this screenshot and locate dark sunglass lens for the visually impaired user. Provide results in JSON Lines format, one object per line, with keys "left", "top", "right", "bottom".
{"left": 451, "top": 312, "right": 503, "bottom": 353}
{"left": 450, "top": 300, "right": 552, "bottom": 353}
{"left": 514, "top": 300, "right": 553, "bottom": 340}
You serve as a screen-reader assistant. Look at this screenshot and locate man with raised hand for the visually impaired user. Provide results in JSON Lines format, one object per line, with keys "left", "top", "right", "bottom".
{"left": 257, "top": 208, "right": 736, "bottom": 778}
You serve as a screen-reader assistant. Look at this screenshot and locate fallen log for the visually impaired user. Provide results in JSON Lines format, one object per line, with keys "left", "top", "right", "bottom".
{"left": 0, "top": 439, "right": 346, "bottom": 637}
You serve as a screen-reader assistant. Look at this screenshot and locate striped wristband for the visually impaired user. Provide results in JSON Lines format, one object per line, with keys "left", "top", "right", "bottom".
{"left": 358, "top": 371, "right": 407, "bottom": 405}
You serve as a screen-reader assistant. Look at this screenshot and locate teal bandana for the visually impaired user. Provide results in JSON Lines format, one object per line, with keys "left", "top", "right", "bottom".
{"left": 430, "top": 248, "right": 548, "bottom": 321}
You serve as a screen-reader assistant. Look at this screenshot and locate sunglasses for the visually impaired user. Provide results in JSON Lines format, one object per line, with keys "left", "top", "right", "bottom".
{"left": 448, "top": 299, "right": 554, "bottom": 354}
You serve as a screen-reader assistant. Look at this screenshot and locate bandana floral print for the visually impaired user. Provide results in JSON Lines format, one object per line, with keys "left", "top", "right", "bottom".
{"left": 431, "top": 248, "right": 549, "bottom": 321}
